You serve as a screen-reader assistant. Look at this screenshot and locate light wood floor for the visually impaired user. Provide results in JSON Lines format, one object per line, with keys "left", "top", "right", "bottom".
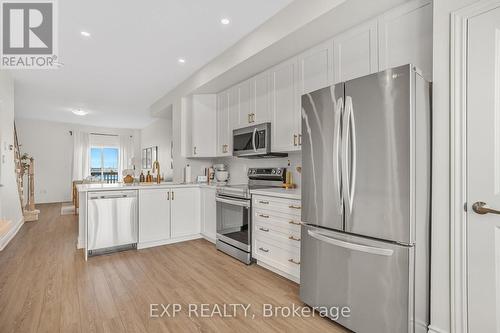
{"left": 0, "top": 203, "right": 348, "bottom": 333}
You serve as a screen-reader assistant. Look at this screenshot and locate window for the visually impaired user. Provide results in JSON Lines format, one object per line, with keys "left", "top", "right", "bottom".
{"left": 90, "top": 147, "right": 119, "bottom": 182}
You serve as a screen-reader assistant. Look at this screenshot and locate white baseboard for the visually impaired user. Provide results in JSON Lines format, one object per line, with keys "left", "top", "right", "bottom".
{"left": 0, "top": 217, "right": 24, "bottom": 251}
{"left": 201, "top": 233, "right": 215, "bottom": 244}
{"left": 428, "top": 325, "right": 449, "bottom": 333}
{"left": 137, "top": 234, "right": 202, "bottom": 249}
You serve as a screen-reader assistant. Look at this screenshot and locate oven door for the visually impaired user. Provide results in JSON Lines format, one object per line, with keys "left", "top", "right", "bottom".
{"left": 216, "top": 195, "right": 251, "bottom": 252}
{"left": 233, "top": 123, "right": 270, "bottom": 157}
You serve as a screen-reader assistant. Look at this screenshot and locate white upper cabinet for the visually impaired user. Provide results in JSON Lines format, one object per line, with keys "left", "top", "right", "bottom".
{"left": 139, "top": 189, "right": 171, "bottom": 244}
{"left": 236, "top": 80, "right": 251, "bottom": 128}
{"left": 249, "top": 71, "right": 271, "bottom": 125}
{"left": 298, "top": 40, "right": 334, "bottom": 94}
{"left": 191, "top": 94, "right": 216, "bottom": 157}
{"left": 270, "top": 57, "right": 300, "bottom": 152}
{"left": 378, "top": 0, "right": 432, "bottom": 80}
{"left": 171, "top": 187, "right": 200, "bottom": 238}
{"left": 216, "top": 91, "right": 231, "bottom": 156}
{"left": 333, "top": 19, "right": 378, "bottom": 84}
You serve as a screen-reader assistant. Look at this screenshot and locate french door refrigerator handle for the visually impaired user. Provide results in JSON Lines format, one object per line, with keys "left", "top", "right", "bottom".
{"left": 342, "top": 96, "right": 356, "bottom": 215}
{"left": 307, "top": 229, "right": 394, "bottom": 256}
{"left": 334, "top": 97, "right": 344, "bottom": 215}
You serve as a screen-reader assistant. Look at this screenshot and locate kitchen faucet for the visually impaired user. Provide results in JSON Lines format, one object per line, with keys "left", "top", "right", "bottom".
{"left": 152, "top": 160, "right": 161, "bottom": 184}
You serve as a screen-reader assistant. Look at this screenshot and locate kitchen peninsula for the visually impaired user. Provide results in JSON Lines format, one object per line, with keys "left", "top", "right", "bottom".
{"left": 77, "top": 182, "right": 218, "bottom": 260}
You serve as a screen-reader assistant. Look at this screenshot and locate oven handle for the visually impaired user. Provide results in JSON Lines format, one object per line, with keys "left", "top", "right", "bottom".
{"left": 216, "top": 196, "right": 250, "bottom": 208}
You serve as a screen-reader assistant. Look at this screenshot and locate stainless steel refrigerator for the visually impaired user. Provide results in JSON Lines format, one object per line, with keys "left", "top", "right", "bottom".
{"left": 300, "top": 64, "right": 430, "bottom": 333}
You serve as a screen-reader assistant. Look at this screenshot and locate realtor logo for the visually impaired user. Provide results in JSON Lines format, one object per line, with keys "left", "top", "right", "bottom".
{"left": 1, "top": 0, "right": 58, "bottom": 69}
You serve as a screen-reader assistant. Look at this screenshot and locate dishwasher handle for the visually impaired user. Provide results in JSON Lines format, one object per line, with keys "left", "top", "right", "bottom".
{"left": 89, "top": 191, "right": 137, "bottom": 200}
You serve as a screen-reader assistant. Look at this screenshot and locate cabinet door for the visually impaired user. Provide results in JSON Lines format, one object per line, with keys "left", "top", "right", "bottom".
{"left": 237, "top": 80, "right": 251, "bottom": 127}
{"left": 378, "top": 0, "right": 432, "bottom": 80}
{"left": 333, "top": 19, "right": 378, "bottom": 84}
{"left": 192, "top": 95, "right": 216, "bottom": 157}
{"left": 139, "top": 189, "right": 171, "bottom": 243}
{"left": 216, "top": 91, "right": 231, "bottom": 156}
{"left": 201, "top": 188, "right": 216, "bottom": 242}
{"left": 298, "top": 40, "right": 333, "bottom": 94}
{"left": 249, "top": 71, "right": 271, "bottom": 125}
{"left": 270, "top": 57, "right": 300, "bottom": 152}
{"left": 171, "top": 187, "right": 200, "bottom": 238}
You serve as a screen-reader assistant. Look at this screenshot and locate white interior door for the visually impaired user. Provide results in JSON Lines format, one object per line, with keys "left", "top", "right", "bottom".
{"left": 467, "top": 6, "right": 500, "bottom": 332}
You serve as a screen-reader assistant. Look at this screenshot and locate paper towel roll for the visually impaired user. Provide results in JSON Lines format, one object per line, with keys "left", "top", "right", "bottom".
{"left": 185, "top": 164, "right": 191, "bottom": 183}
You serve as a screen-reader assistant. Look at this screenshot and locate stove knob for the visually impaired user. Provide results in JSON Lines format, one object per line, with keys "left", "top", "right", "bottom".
{"left": 277, "top": 170, "right": 282, "bottom": 175}
{"left": 272, "top": 169, "right": 276, "bottom": 174}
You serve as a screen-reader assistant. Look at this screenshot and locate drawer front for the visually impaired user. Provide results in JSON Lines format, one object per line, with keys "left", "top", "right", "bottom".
{"left": 254, "top": 238, "right": 301, "bottom": 277}
{"left": 254, "top": 220, "right": 301, "bottom": 249}
{"left": 253, "top": 195, "right": 302, "bottom": 216}
{"left": 254, "top": 208, "right": 301, "bottom": 233}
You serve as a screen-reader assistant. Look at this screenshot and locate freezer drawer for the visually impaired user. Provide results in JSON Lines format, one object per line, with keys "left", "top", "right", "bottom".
{"left": 300, "top": 225, "right": 414, "bottom": 333}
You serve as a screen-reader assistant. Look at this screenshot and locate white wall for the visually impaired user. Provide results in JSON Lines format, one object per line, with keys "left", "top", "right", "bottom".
{"left": 0, "top": 71, "right": 24, "bottom": 249}
{"left": 140, "top": 116, "right": 174, "bottom": 181}
{"left": 15, "top": 118, "right": 138, "bottom": 204}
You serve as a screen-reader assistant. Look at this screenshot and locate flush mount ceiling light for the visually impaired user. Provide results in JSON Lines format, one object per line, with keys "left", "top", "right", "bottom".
{"left": 80, "top": 31, "right": 91, "bottom": 37}
{"left": 220, "top": 18, "right": 230, "bottom": 25}
{"left": 72, "top": 109, "right": 88, "bottom": 116}
{"left": 178, "top": 58, "right": 186, "bottom": 64}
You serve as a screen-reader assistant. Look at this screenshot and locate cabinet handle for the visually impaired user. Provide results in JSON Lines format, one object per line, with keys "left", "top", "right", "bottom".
{"left": 293, "top": 134, "right": 298, "bottom": 146}
{"left": 193, "top": 146, "right": 197, "bottom": 155}
{"left": 167, "top": 192, "right": 170, "bottom": 200}
{"left": 259, "top": 227, "right": 269, "bottom": 232}
{"left": 171, "top": 191, "right": 174, "bottom": 200}
{"left": 259, "top": 247, "right": 269, "bottom": 253}
{"left": 259, "top": 214, "right": 269, "bottom": 218}
{"left": 258, "top": 200, "right": 269, "bottom": 204}
{"left": 288, "top": 235, "right": 301, "bottom": 241}
{"left": 298, "top": 134, "right": 302, "bottom": 146}
{"left": 248, "top": 113, "right": 251, "bottom": 123}
{"left": 288, "top": 258, "right": 300, "bottom": 265}
{"left": 289, "top": 220, "right": 301, "bottom": 225}
{"left": 289, "top": 205, "right": 301, "bottom": 209}
{"left": 252, "top": 113, "right": 255, "bottom": 122}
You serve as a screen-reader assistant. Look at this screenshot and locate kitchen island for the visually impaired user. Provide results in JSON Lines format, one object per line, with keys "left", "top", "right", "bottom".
{"left": 77, "top": 182, "right": 218, "bottom": 260}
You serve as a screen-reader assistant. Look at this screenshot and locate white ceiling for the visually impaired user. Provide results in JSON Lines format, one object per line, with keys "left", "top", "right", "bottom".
{"left": 11, "top": 0, "right": 293, "bottom": 129}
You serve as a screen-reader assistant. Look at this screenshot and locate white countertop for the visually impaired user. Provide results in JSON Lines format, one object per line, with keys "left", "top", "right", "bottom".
{"left": 250, "top": 187, "right": 301, "bottom": 200}
{"left": 76, "top": 182, "right": 218, "bottom": 192}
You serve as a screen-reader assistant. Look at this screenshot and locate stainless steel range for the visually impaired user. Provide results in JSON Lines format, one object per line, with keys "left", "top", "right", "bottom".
{"left": 215, "top": 167, "right": 286, "bottom": 264}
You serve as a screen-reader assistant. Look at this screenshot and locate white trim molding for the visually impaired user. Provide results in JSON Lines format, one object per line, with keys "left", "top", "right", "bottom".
{"left": 0, "top": 217, "right": 24, "bottom": 251}
{"left": 450, "top": 2, "right": 500, "bottom": 333}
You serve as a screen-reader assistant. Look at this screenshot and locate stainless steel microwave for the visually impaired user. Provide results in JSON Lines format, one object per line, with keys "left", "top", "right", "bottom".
{"left": 232, "top": 123, "right": 287, "bottom": 158}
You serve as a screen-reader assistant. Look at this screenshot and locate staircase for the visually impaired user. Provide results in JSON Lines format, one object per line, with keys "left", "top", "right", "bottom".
{"left": 13, "top": 124, "right": 39, "bottom": 222}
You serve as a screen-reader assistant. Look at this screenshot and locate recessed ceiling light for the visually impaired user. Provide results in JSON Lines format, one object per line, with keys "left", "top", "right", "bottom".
{"left": 178, "top": 58, "right": 186, "bottom": 64}
{"left": 220, "top": 18, "right": 230, "bottom": 25}
{"left": 72, "top": 109, "right": 88, "bottom": 116}
{"left": 80, "top": 31, "right": 91, "bottom": 37}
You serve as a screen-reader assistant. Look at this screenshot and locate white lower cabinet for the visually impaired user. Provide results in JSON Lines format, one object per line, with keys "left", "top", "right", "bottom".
{"left": 138, "top": 187, "right": 201, "bottom": 249}
{"left": 200, "top": 187, "right": 217, "bottom": 242}
{"left": 171, "top": 187, "right": 201, "bottom": 238}
{"left": 252, "top": 194, "right": 302, "bottom": 283}
{"left": 139, "top": 189, "right": 171, "bottom": 245}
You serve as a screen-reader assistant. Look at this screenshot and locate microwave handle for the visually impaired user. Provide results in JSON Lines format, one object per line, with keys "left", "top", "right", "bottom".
{"left": 252, "top": 128, "right": 258, "bottom": 152}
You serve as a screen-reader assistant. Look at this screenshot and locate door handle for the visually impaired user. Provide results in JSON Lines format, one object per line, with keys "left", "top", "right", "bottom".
{"left": 472, "top": 201, "right": 500, "bottom": 215}
{"left": 259, "top": 227, "right": 269, "bottom": 232}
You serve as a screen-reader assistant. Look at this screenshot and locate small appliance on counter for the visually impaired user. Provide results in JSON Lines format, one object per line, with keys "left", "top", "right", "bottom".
{"left": 214, "top": 164, "right": 229, "bottom": 184}
{"left": 215, "top": 167, "right": 286, "bottom": 264}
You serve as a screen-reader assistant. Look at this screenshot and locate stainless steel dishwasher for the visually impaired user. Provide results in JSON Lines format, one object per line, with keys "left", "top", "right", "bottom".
{"left": 87, "top": 190, "right": 138, "bottom": 256}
